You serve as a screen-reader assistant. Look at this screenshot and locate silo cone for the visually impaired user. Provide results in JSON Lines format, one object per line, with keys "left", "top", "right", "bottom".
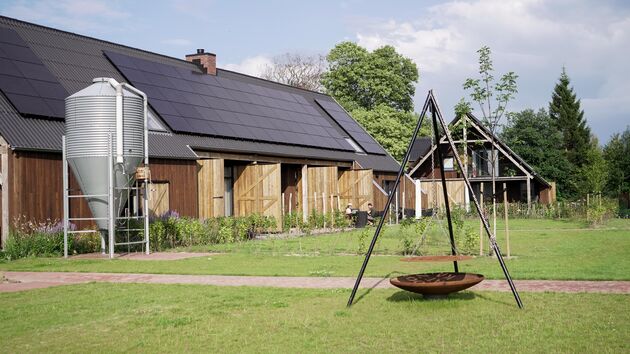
{"left": 65, "top": 78, "right": 145, "bottom": 232}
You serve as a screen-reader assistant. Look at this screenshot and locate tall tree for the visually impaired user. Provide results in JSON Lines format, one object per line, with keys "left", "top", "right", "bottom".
{"left": 501, "top": 108, "right": 572, "bottom": 198}
{"left": 261, "top": 53, "right": 326, "bottom": 92}
{"left": 549, "top": 68, "right": 591, "bottom": 170}
{"left": 351, "top": 105, "right": 426, "bottom": 161}
{"left": 321, "top": 42, "right": 419, "bottom": 112}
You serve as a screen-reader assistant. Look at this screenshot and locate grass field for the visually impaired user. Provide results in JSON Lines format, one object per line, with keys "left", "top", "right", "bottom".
{"left": 1, "top": 219, "right": 628, "bottom": 280}
{"left": 0, "top": 283, "right": 627, "bottom": 353}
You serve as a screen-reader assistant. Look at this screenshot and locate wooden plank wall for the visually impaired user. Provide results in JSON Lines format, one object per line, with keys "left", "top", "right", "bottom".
{"left": 197, "top": 159, "right": 224, "bottom": 219}
{"left": 420, "top": 180, "right": 466, "bottom": 209}
{"left": 9, "top": 150, "right": 92, "bottom": 228}
{"left": 6, "top": 151, "right": 199, "bottom": 232}
{"left": 338, "top": 169, "right": 373, "bottom": 211}
{"left": 306, "top": 166, "right": 338, "bottom": 213}
{"left": 233, "top": 163, "right": 281, "bottom": 230}
{"left": 146, "top": 159, "right": 198, "bottom": 217}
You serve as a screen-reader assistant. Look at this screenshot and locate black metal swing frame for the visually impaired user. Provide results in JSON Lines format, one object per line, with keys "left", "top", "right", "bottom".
{"left": 346, "top": 90, "right": 523, "bottom": 308}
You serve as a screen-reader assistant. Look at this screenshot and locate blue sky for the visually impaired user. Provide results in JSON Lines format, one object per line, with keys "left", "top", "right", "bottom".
{"left": 1, "top": 0, "right": 629, "bottom": 143}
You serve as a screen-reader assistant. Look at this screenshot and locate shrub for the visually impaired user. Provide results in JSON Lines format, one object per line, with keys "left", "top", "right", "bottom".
{"left": 1, "top": 218, "right": 100, "bottom": 260}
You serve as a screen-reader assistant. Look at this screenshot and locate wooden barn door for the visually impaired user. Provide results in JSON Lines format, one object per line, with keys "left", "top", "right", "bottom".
{"left": 338, "top": 169, "right": 373, "bottom": 211}
{"left": 234, "top": 163, "right": 281, "bottom": 230}
{"left": 149, "top": 182, "right": 170, "bottom": 218}
{"left": 197, "top": 159, "right": 224, "bottom": 219}
{"left": 306, "top": 166, "right": 338, "bottom": 214}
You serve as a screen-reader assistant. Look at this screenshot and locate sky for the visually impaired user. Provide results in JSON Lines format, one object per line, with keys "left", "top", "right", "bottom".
{"left": 1, "top": 0, "right": 629, "bottom": 143}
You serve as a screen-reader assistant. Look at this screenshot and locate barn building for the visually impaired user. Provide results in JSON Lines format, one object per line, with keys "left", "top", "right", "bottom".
{"left": 0, "top": 16, "right": 415, "bottom": 246}
{"left": 408, "top": 112, "right": 556, "bottom": 214}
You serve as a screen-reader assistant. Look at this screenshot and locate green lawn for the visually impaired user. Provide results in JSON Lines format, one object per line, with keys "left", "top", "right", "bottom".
{"left": 0, "top": 283, "right": 627, "bottom": 353}
{"left": 1, "top": 218, "right": 629, "bottom": 280}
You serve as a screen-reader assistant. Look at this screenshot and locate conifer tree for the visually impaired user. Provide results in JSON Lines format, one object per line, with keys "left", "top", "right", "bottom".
{"left": 549, "top": 68, "right": 591, "bottom": 168}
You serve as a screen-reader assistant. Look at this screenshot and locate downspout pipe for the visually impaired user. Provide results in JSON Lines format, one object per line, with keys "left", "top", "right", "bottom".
{"left": 99, "top": 78, "right": 124, "bottom": 164}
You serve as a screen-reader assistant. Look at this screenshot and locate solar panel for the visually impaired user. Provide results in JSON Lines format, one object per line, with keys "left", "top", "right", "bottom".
{"left": 0, "top": 27, "right": 67, "bottom": 119}
{"left": 104, "top": 50, "right": 354, "bottom": 151}
{"left": 315, "top": 98, "right": 386, "bottom": 155}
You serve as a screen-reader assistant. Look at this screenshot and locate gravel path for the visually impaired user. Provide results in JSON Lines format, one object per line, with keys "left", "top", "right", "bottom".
{"left": 2, "top": 271, "right": 629, "bottom": 294}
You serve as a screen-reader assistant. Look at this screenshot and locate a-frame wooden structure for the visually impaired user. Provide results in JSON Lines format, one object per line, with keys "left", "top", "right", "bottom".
{"left": 347, "top": 91, "right": 523, "bottom": 308}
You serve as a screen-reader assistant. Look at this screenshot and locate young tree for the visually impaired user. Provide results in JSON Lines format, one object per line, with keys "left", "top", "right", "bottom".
{"left": 549, "top": 68, "right": 591, "bottom": 198}
{"left": 461, "top": 46, "right": 518, "bottom": 240}
{"left": 579, "top": 136, "right": 607, "bottom": 194}
{"left": 501, "top": 108, "right": 572, "bottom": 198}
{"left": 321, "top": 42, "right": 419, "bottom": 112}
{"left": 261, "top": 53, "right": 326, "bottom": 92}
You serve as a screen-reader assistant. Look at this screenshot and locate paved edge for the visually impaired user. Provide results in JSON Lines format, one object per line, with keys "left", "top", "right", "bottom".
{"left": 2, "top": 271, "right": 630, "bottom": 294}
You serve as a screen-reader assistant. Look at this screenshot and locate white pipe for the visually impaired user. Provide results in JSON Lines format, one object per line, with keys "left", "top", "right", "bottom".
{"left": 119, "top": 82, "right": 150, "bottom": 254}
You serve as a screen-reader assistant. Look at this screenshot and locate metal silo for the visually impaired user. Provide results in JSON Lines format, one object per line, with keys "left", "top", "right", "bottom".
{"left": 63, "top": 78, "right": 150, "bottom": 258}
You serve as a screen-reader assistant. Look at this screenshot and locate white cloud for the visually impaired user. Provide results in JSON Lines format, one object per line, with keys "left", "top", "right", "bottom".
{"left": 3, "top": 0, "right": 130, "bottom": 33}
{"left": 222, "top": 55, "right": 273, "bottom": 77}
{"left": 353, "top": 0, "right": 630, "bottom": 141}
{"left": 162, "top": 38, "right": 194, "bottom": 46}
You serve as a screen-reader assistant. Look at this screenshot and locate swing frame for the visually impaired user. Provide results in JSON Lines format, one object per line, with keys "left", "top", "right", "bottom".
{"left": 346, "top": 90, "right": 523, "bottom": 308}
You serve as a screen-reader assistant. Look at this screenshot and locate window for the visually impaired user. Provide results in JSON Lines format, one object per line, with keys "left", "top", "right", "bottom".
{"left": 147, "top": 109, "right": 167, "bottom": 132}
{"left": 345, "top": 138, "right": 365, "bottom": 154}
{"left": 443, "top": 157, "right": 454, "bottom": 171}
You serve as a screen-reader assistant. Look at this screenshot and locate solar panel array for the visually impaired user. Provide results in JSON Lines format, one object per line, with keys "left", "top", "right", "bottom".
{"left": 315, "top": 99, "right": 385, "bottom": 154}
{"left": 104, "top": 51, "right": 354, "bottom": 151}
{"left": 0, "top": 27, "right": 66, "bottom": 119}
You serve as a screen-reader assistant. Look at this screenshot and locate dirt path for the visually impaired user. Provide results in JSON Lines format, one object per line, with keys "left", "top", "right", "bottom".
{"left": 2, "top": 271, "right": 629, "bottom": 294}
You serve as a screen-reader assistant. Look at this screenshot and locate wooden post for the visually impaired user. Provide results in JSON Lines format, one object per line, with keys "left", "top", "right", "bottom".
{"left": 302, "top": 165, "right": 308, "bottom": 222}
{"left": 314, "top": 192, "right": 318, "bottom": 212}
{"left": 479, "top": 182, "right": 484, "bottom": 256}
{"left": 586, "top": 193, "right": 590, "bottom": 221}
{"left": 330, "top": 194, "right": 334, "bottom": 228}
{"left": 0, "top": 137, "right": 8, "bottom": 249}
{"left": 503, "top": 182, "right": 510, "bottom": 258}
{"left": 463, "top": 117, "right": 470, "bottom": 212}
{"left": 289, "top": 193, "right": 292, "bottom": 215}
{"left": 281, "top": 192, "right": 285, "bottom": 219}
{"left": 526, "top": 176, "right": 532, "bottom": 214}
{"left": 322, "top": 192, "right": 326, "bottom": 229}
{"left": 395, "top": 190, "right": 399, "bottom": 224}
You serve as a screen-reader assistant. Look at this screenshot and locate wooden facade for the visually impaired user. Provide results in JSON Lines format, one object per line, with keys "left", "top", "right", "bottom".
{"left": 0, "top": 147, "right": 406, "bottom": 246}
{"left": 0, "top": 150, "right": 198, "bottom": 239}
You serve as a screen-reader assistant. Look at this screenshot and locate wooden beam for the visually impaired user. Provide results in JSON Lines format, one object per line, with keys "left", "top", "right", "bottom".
{"left": 1, "top": 136, "right": 9, "bottom": 249}
{"left": 195, "top": 150, "right": 352, "bottom": 168}
{"left": 301, "top": 164, "right": 308, "bottom": 222}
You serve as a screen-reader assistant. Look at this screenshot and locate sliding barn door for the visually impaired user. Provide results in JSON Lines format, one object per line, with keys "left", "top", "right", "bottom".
{"left": 197, "top": 159, "right": 224, "bottom": 219}
{"left": 306, "top": 166, "right": 338, "bottom": 214}
{"left": 233, "top": 163, "right": 281, "bottom": 230}
{"left": 338, "top": 169, "right": 373, "bottom": 211}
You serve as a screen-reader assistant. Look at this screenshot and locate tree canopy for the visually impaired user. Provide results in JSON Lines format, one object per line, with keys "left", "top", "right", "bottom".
{"left": 501, "top": 109, "right": 572, "bottom": 198}
{"left": 321, "top": 42, "right": 418, "bottom": 112}
{"left": 603, "top": 127, "right": 630, "bottom": 197}
{"left": 351, "top": 105, "right": 427, "bottom": 161}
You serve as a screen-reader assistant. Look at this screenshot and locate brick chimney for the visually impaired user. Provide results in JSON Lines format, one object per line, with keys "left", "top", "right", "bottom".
{"left": 185, "top": 49, "right": 216, "bottom": 75}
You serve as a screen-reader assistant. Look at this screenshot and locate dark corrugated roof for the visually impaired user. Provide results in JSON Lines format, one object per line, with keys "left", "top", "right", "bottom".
{"left": 0, "top": 16, "right": 400, "bottom": 172}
